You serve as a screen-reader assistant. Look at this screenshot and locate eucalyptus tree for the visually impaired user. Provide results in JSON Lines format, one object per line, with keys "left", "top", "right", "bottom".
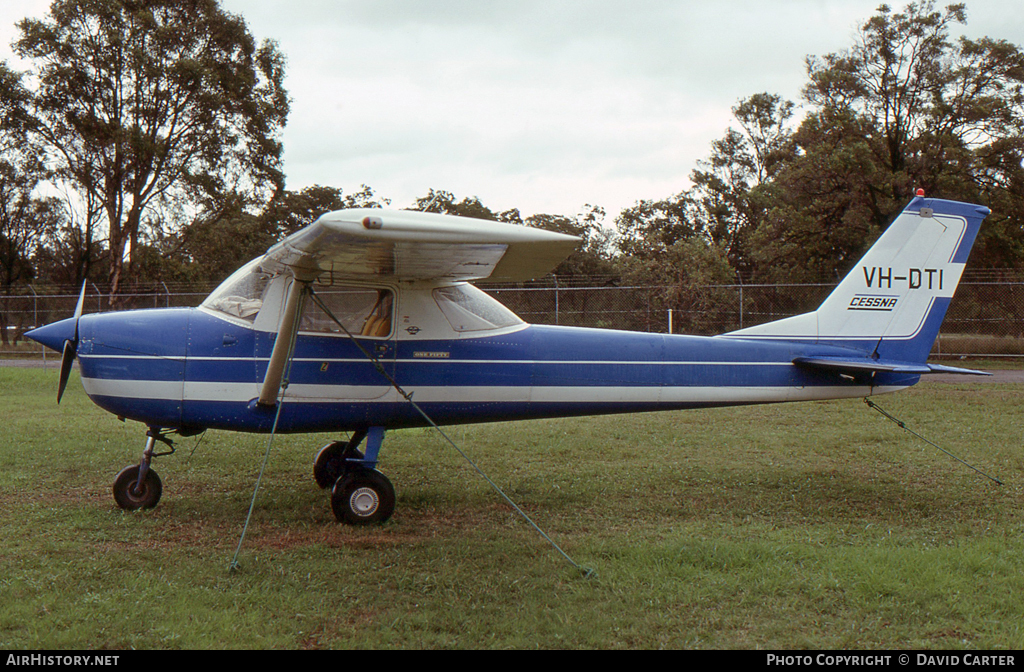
{"left": 0, "top": 62, "right": 64, "bottom": 341}
{"left": 754, "top": 0, "right": 1024, "bottom": 279}
{"left": 412, "top": 189, "right": 523, "bottom": 224}
{"left": 13, "top": 0, "right": 289, "bottom": 298}
{"left": 687, "top": 92, "right": 797, "bottom": 276}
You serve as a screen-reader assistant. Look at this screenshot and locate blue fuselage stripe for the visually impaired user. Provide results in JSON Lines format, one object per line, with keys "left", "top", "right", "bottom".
{"left": 75, "top": 308, "right": 915, "bottom": 432}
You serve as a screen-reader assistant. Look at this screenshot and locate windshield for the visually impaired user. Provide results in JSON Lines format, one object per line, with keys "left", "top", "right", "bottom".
{"left": 433, "top": 284, "right": 523, "bottom": 332}
{"left": 201, "top": 257, "right": 271, "bottom": 321}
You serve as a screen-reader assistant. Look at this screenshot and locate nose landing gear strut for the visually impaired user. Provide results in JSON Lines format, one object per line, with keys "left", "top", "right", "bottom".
{"left": 112, "top": 428, "right": 175, "bottom": 510}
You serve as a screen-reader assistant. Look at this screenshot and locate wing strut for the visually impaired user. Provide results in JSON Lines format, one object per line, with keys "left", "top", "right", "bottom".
{"left": 258, "top": 277, "right": 310, "bottom": 407}
{"left": 231, "top": 277, "right": 308, "bottom": 572}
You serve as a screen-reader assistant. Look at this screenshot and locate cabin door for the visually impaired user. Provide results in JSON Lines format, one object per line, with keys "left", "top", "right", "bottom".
{"left": 286, "top": 284, "right": 397, "bottom": 401}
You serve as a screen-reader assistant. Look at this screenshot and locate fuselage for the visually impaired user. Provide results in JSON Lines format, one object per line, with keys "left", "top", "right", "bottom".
{"left": 67, "top": 304, "right": 916, "bottom": 435}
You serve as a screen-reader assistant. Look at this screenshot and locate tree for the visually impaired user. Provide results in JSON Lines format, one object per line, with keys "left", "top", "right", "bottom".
{"left": 619, "top": 235, "right": 735, "bottom": 334}
{"left": 613, "top": 194, "right": 737, "bottom": 331}
{"left": 0, "top": 159, "right": 63, "bottom": 297}
{"left": 526, "top": 205, "right": 617, "bottom": 280}
{"left": 411, "top": 189, "right": 522, "bottom": 224}
{"left": 261, "top": 184, "right": 389, "bottom": 238}
{"left": 0, "top": 61, "right": 64, "bottom": 342}
{"left": 0, "top": 62, "right": 33, "bottom": 157}
{"left": 619, "top": 3, "right": 1024, "bottom": 286}
{"left": 687, "top": 93, "right": 797, "bottom": 275}
{"left": 748, "top": 107, "right": 888, "bottom": 282}
{"left": 610, "top": 93, "right": 797, "bottom": 280}
{"left": 614, "top": 194, "right": 700, "bottom": 260}
{"left": 14, "top": 0, "right": 289, "bottom": 299}
{"left": 754, "top": 0, "right": 1024, "bottom": 279}
{"left": 156, "top": 184, "right": 391, "bottom": 285}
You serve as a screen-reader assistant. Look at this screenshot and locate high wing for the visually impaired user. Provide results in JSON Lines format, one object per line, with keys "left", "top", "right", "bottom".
{"left": 253, "top": 208, "right": 580, "bottom": 407}
{"left": 260, "top": 208, "right": 581, "bottom": 282}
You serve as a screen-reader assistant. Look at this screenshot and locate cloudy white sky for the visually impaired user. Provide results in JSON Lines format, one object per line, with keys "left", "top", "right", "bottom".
{"left": 2, "top": 1, "right": 1023, "bottom": 221}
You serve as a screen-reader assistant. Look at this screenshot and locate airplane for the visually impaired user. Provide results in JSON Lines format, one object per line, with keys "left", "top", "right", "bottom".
{"left": 25, "top": 192, "right": 991, "bottom": 525}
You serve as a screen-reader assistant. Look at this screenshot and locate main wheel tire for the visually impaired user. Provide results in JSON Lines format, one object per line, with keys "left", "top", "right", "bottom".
{"left": 313, "top": 441, "right": 365, "bottom": 489}
{"left": 331, "top": 469, "right": 395, "bottom": 525}
{"left": 112, "top": 465, "right": 163, "bottom": 510}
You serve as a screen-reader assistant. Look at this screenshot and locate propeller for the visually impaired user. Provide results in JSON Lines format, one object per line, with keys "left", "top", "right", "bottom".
{"left": 57, "top": 282, "right": 87, "bottom": 404}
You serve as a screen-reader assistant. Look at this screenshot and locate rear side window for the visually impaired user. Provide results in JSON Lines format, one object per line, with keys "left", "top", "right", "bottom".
{"left": 433, "top": 284, "right": 523, "bottom": 332}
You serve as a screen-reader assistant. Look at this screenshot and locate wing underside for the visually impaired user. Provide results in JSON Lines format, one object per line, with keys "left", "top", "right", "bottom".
{"left": 260, "top": 208, "right": 580, "bottom": 282}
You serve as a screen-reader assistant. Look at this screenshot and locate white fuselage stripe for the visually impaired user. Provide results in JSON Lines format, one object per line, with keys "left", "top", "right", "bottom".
{"left": 80, "top": 377, "right": 903, "bottom": 405}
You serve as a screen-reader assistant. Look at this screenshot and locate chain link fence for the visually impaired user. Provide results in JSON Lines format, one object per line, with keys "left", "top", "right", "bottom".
{"left": 3, "top": 274, "right": 1023, "bottom": 359}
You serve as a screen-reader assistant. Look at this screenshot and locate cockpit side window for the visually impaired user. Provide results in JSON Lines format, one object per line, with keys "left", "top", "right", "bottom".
{"left": 201, "top": 258, "right": 271, "bottom": 322}
{"left": 433, "top": 284, "right": 523, "bottom": 332}
{"left": 302, "top": 285, "right": 394, "bottom": 338}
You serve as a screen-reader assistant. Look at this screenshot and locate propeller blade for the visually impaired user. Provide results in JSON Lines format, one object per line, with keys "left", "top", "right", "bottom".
{"left": 57, "top": 282, "right": 87, "bottom": 404}
{"left": 57, "top": 339, "right": 75, "bottom": 404}
{"left": 73, "top": 281, "right": 86, "bottom": 338}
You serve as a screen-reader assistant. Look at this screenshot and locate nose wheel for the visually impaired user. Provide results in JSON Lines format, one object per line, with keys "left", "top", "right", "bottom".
{"left": 113, "top": 464, "right": 162, "bottom": 510}
{"left": 112, "top": 428, "right": 175, "bottom": 511}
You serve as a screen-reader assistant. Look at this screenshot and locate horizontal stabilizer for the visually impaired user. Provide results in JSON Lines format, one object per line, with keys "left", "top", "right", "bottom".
{"left": 923, "top": 363, "right": 993, "bottom": 376}
{"left": 793, "top": 357, "right": 991, "bottom": 376}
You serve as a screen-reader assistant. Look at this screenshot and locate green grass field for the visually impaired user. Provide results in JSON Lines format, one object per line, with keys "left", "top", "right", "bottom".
{"left": 1, "top": 367, "right": 1022, "bottom": 649}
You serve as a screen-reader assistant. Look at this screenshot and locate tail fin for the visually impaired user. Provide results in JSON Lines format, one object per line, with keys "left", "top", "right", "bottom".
{"left": 725, "top": 196, "right": 989, "bottom": 364}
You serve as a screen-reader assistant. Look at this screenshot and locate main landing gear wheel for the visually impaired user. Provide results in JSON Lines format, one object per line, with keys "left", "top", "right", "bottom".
{"left": 331, "top": 469, "right": 395, "bottom": 525}
{"left": 112, "top": 465, "right": 163, "bottom": 510}
{"left": 313, "top": 441, "right": 364, "bottom": 489}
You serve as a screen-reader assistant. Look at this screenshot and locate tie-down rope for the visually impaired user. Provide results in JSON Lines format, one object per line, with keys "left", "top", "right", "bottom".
{"left": 309, "top": 289, "right": 595, "bottom": 579}
{"left": 864, "top": 398, "right": 1002, "bottom": 486}
{"left": 229, "top": 284, "right": 308, "bottom": 572}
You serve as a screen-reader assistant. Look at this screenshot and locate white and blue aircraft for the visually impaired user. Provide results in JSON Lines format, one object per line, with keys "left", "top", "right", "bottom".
{"left": 26, "top": 194, "right": 990, "bottom": 524}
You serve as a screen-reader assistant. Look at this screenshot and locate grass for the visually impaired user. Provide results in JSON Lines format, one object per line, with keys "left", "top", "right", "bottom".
{"left": 1, "top": 367, "right": 1023, "bottom": 649}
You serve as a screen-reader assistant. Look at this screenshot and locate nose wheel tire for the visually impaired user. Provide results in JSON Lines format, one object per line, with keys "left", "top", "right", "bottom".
{"left": 113, "top": 465, "right": 163, "bottom": 510}
{"left": 331, "top": 469, "right": 395, "bottom": 525}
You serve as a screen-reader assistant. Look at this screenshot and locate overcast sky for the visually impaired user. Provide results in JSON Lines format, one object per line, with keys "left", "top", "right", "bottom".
{"left": 2, "top": 1, "right": 1023, "bottom": 221}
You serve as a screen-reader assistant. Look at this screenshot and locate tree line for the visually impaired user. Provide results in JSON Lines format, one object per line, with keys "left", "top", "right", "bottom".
{"left": 2, "top": 1, "right": 1023, "bottom": 332}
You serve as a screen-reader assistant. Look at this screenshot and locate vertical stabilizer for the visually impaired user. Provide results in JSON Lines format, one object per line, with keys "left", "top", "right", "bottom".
{"left": 724, "top": 197, "right": 989, "bottom": 363}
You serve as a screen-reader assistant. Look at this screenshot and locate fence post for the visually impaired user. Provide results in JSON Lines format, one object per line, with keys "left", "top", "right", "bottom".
{"left": 29, "top": 285, "right": 44, "bottom": 368}
{"left": 737, "top": 272, "right": 744, "bottom": 331}
{"left": 553, "top": 275, "right": 559, "bottom": 325}
{"left": 161, "top": 281, "right": 171, "bottom": 308}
